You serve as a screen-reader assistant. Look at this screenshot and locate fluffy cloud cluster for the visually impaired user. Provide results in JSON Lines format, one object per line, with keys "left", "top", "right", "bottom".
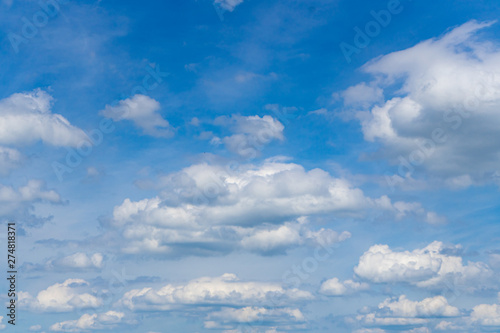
{"left": 319, "top": 278, "right": 369, "bottom": 296}
{"left": 346, "top": 21, "right": 500, "bottom": 186}
{"left": 117, "top": 273, "right": 312, "bottom": 311}
{"left": 108, "top": 159, "right": 437, "bottom": 255}
{"left": 207, "top": 306, "right": 304, "bottom": 323}
{"left": 0, "top": 89, "right": 87, "bottom": 147}
{"left": 116, "top": 273, "right": 310, "bottom": 332}
{"left": 408, "top": 302, "right": 500, "bottom": 330}
{"left": 50, "top": 311, "right": 125, "bottom": 332}
{"left": 0, "top": 180, "right": 60, "bottom": 206}
{"left": 470, "top": 303, "right": 500, "bottom": 326}
{"left": 19, "top": 279, "right": 101, "bottom": 312}
{"left": 100, "top": 94, "right": 173, "bottom": 137}
{"left": 354, "top": 295, "right": 458, "bottom": 330}
{"left": 211, "top": 115, "right": 284, "bottom": 158}
{"left": 0, "top": 89, "right": 80, "bottom": 226}
{"left": 354, "top": 241, "right": 493, "bottom": 290}
{"left": 204, "top": 306, "right": 305, "bottom": 330}
{"left": 379, "top": 295, "right": 459, "bottom": 318}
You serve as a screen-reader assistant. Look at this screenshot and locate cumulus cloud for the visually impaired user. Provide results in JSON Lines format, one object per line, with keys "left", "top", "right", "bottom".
{"left": 50, "top": 311, "right": 125, "bottom": 332}
{"left": 239, "top": 219, "right": 351, "bottom": 255}
{"left": 100, "top": 94, "right": 173, "bottom": 137}
{"left": 355, "top": 295, "right": 458, "bottom": 330}
{"left": 204, "top": 306, "right": 305, "bottom": 330}
{"left": 212, "top": 115, "right": 284, "bottom": 158}
{"left": 108, "top": 159, "right": 434, "bottom": 255}
{"left": 0, "top": 180, "right": 60, "bottom": 205}
{"left": 48, "top": 253, "right": 104, "bottom": 270}
{"left": 214, "top": 0, "right": 244, "bottom": 12}
{"left": 378, "top": 295, "right": 459, "bottom": 318}
{"left": 347, "top": 20, "right": 500, "bottom": 185}
{"left": 0, "top": 89, "right": 87, "bottom": 147}
{"left": 0, "top": 316, "right": 4, "bottom": 330}
{"left": 319, "top": 278, "right": 369, "bottom": 296}
{"left": 354, "top": 241, "right": 493, "bottom": 290}
{"left": 207, "top": 306, "right": 304, "bottom": 323}
{"left": 19, "top": 279, "right": 101, "bottom": 312}
{"left": 470, "top": 303, "right": 500, "bottom": 326}
{"left": 117, "top": 273, "right": 312, "bottom": 311}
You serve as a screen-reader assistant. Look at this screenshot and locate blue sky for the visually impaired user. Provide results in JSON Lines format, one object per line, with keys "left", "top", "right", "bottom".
{"left": 1, "top": 0, "right": 500, "bottom": 332}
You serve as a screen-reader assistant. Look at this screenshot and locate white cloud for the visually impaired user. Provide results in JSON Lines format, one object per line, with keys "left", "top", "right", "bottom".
{"left": 354, "top": 295, "right": 458, "bottom": 330}
{"left": 203, "top": 306, "right": 305, "bottom": 331}
{"left": 378, "top": 295, "right": 459, "bottom": 318}
{"left": 0, "top": 180, "right": 60, "bottom": 206}
{"left": 319, "top": 278, "right": 369, "bottom": 296}
{"left": 240, "top": 224, "right": 301, "bottom": 252}
{"left": 117, "top": 273, "right": 312, "bottom": 311}
{"left": 239, "top": 219, "right": 351, "bottom": 255}
{"left": 50, "top": 311, "right": 125, "bottom": 332}
{"left": 48, "top": 253, "right": 103, "bottom": 270}
{"left": 206, "top": 306, "right": 305, "bottom": 324}
{"left": 19, "top": 279, "right": 101, "bottom": 312}
{"left": 100, "top": 94, "right": 173, "bottom": 137}
{"left": 29, "top": 325, "right": 42, "bottom": 331}
{"left": 435, "top": 320, "right": 464, "bottom": 331}
{"left": 354, "top": 241, "right": 493, "bottom": 290}
{"left": 0, "top": 89, "right": 87, "bottom": 147}
{"left": 349, "top": 20, "right": 500, "bottom": 185}
{"left": 214, "top": 0, "right": 244, "bottom": 12}
{"left": 470, "top": 303, "right": 500, "bottom": 326}
{"left": 0, "top": 316, "right": 5, "bottom": 330}
{"left": 108, "top": 159, "right": 432, "bottom": 255}
{"left": 213, "top": 115, "right": 284, "bottom": 158}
